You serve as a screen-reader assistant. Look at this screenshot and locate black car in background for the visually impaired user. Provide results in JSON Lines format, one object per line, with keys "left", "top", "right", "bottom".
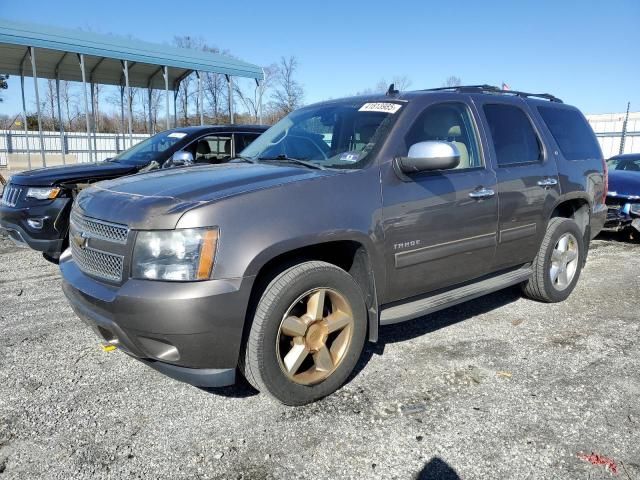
{"left": 603, "top": 153, "right": 640, "bottom": 236}
{"left": 0, "top": 125, "right": 267, "bottom": 262}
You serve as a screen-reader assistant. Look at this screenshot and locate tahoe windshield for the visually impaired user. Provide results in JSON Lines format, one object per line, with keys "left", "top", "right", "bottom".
{"left": 240, "top": 101, "right": 403, "bottom": 169}
{"left": 112, "top": 131, "right": 188, "bottom": 165}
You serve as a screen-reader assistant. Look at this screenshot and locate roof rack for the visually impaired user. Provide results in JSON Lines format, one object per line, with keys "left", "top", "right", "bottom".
{"left": 422, "top": 84, "right": 563, "bottom": 103}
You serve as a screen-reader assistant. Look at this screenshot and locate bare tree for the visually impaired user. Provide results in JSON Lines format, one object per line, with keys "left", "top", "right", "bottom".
{"left": 234, "top": 64, "right": 276, "bottom": 123}
{"left": 45, "top": 80, "right": 57, "bottom": 129}
{"left": 173, "top": 36, "right": 205, "bottom": 125}
{"left": 59, "top": 80, "right": 77, "bottom": 129}
{"left": 358, "top": 75, "right": 412, "bottom": 96}
{"left": 204, "top": 71, "right": 227, "bottom": 122}
{"left": 443, "top": 76, "right": 462, "bottom": 87}
{"left": 272, "top": 56, "right": 304, "bottom": 115}
{"left": 392, "top": 75, "right": 412, "bottom": 91}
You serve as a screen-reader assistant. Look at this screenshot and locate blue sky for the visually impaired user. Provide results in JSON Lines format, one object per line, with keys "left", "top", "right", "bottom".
{"left": 1, "top": 0, "right": 638, "bottom": 115}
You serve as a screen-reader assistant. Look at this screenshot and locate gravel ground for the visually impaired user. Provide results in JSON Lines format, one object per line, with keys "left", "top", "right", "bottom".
{"left": 0, "top": 233, "right": 638, "bottom": 479}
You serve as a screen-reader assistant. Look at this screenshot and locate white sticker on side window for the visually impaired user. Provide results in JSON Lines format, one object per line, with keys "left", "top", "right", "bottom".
{"left": 358, "top": 102, "right": 402, "bottom": 114}
{"left": 168, "top": 132, "right": 187, "bottom": 139}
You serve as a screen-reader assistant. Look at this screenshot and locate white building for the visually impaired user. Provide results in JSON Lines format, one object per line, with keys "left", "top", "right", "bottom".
{"left": 586, "top": 111, "right": 640, "bottom": 158}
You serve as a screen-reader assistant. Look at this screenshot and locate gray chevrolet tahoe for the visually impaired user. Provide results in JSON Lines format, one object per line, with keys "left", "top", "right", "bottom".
{"left": 60, "top": 85, "right": 607, "bottom": 405}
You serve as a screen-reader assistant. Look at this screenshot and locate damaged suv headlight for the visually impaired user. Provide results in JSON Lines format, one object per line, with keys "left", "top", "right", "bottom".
{"left": 630, "top": 203, "right": 640, "bottom": 216}
{"left": 26, "top": 187, "right": 60, "bottom": 200}
{"left": 132, "top": 228, "right": 219, "bottom": 281}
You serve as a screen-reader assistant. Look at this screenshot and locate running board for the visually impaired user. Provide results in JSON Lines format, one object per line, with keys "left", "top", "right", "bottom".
{"left": 380, "top": 267, "right": 532, "bottom": 325}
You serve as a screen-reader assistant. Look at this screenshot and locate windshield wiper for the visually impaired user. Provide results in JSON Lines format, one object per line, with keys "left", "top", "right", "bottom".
{"left": 258, "top": 154, "right": 325, "bottom": 170}
{"left": 232, "top": 155, "right": 258, "bottom": 164}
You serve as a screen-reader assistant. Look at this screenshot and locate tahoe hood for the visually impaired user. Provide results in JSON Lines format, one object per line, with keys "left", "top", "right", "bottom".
{"left": 75, "top": 163, "right": 337, "bottom": 229}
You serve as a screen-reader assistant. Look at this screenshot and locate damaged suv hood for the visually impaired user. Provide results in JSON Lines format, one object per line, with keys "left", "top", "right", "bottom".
{"left": 75, "top": 163, "right": 337, "bottom": 229}
{"left": 608, "top": 170, "right": 640, "bottom": 198}
{"left": 10, "top": 161, "right": 137, "bottom": 187}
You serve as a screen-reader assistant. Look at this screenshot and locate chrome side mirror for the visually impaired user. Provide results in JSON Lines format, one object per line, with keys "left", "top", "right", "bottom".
{"left": 396, "top": 141, "right": 460, "bottom": 174}
{"left": 165, "top": 151, "right": 194, "bottom": 168}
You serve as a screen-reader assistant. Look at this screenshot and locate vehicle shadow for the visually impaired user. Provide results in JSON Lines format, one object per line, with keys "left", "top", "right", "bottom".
{"left": 199, "top": 374, "right": 259, "bottom": 399}
{"left": 348, "top": 285, "right": 523, "bottom": 382}
{"left": 595, "top": 230, "right": 639, "bottom": 243}
{"left": 415, "top": 457, "right": 462, "bottom": 480}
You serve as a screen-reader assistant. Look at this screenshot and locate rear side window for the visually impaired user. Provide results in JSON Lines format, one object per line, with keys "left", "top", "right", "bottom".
{"left": 537, "top": 106, "right": 601, "bottom": 160}
{"left": 484, "top": 104, "right": 542, "bottom": 166}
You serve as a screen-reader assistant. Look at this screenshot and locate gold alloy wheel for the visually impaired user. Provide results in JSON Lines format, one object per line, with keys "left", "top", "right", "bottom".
{"left": 276, "top": 288, "right": 354, "bottom": 385}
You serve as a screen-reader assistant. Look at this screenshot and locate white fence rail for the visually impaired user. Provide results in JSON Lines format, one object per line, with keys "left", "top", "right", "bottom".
{"left": 2, "top": 114, "right": 639, "bottom": 169}
{"left": 586, "top": 112, "right": 640, "bottom": 158}
{"left": 0, "top": 130, "right": 151, "bottom": 168}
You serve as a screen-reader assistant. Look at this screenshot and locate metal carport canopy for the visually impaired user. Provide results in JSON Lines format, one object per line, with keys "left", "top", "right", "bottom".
{"left": 0, "top": 18, "right": 264, "bottom": 88}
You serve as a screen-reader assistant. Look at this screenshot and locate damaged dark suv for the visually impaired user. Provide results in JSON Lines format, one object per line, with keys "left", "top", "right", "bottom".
{"left": 0, "top": 125, "right": 266, "bottom": 263}
{"left": 60, "top": 85, "right": 607, "bottom": 405}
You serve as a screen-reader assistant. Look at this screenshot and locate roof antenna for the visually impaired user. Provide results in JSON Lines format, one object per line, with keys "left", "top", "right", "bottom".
{"left": 386, "top": 83, "right": 399, "bottom": 96}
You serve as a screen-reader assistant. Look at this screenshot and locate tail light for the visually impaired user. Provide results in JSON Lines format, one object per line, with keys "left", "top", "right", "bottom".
{"left": 601, "top": 158, "right": 608, "bottom": 202}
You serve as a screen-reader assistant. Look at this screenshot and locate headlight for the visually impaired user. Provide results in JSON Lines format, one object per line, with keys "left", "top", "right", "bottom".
{"left": 132, "top": 228, "right": 219, "bottom": 281}
{"left": 630, "top": 203, "right": 640, "bottom": 216}
{"left": 26, "top": 187, "right": 60, "bottom": 200}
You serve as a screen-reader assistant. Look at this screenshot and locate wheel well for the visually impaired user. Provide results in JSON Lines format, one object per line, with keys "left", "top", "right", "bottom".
{"left": 551, "top": 199, "right": 590, "bottom": 234}
{"left": 244, "top": 241, "right": 378, "bottom": 343}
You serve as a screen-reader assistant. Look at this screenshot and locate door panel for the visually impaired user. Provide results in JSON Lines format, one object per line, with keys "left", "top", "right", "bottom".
{"left": 381, "top": 101, "right": 498, "bottom": 302}
{"left": 478, "top": 101, "right": 560, "bottom": 270}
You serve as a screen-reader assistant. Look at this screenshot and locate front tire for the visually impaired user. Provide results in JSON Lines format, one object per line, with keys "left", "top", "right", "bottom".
{"left": 522, "top": 217, "right": 585, "bottom": 302}
{"left": 241, "top": 261, "right": 367, "bottom": 406}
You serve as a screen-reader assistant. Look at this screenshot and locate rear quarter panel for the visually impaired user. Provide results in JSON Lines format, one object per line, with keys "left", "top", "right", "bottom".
{"left": 527, "top": 100, "right": 606, "bottom": 228}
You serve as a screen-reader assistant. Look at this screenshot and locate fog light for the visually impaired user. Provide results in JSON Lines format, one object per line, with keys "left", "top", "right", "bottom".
{"left": 27, "top": 217, "right": 46, "bottom": 230}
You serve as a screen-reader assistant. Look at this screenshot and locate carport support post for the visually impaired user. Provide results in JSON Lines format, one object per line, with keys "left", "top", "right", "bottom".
{"left": 122, "top": 61, "right": 133, "bottom": 147}
{"left": 78, "top": 54, "right": 93, "bottom": 163}
{"left": 256, "top": 77, "right": 262, "bottom": 125}
{"left": 163, "top": 66, "right": 170, "bottom": 130}
{"left": 19, "top": 60, "right": 31, "bottom": 170}
{"left": 119, "top": 84, "right": 125, "bottom": 152}
{"left": 29, "top": 47, "right": 46, "bottom": 168}
{"left": 55, "top": 58, "right": 66, "bottom": 165}
{"left": 197, "top": 71, "right": 203, "bottom": 126}
{"left": 173, "top": 89, "right": 178, "bottom": 128}
{"left": 90, "top": 82, "right": 97, "bottom": 157}
{"left": 226, "top": 75, "right": 234, "bottom": 124}
{"left": 147, "top": 86, "right": 153, "bottom": 134}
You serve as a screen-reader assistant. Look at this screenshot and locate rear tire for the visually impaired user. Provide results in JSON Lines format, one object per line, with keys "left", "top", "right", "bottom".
{"left": 240, "top": 261, "right": 367, "bottom": 406}
{"left": 522, "top": 217, "right": 584, "bottom": 303}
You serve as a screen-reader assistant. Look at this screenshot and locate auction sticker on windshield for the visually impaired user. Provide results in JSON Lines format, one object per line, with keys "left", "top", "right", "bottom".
{"left": 168, "top": 132, "right": 188, "bottom": 139}
{"left": 358, "top": 102, "right": 402, "bottom": 114}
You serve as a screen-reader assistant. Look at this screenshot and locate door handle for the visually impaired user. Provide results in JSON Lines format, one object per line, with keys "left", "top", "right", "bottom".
{"left": 537, "top": 178, "right": 558, "bottom": 187}
{"left": 468, "top": 187, "right": 495, "bottom": 199}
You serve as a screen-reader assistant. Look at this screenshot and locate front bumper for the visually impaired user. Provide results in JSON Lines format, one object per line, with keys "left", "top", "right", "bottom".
{"left": 603, "top": 199, "right": 640, "bottom": 232}
{"left": 0, "top": 197, "right": 70, "bottom": 253}
{"left": 60, "top": 249, "right": 255, "bottom": 388}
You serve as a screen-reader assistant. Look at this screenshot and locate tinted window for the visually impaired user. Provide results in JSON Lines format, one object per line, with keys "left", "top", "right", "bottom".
{"left": 405, "top": 102, "right": 482, "bottom": 169}
{"left": 234, "top": 133, "right": 260, "bottom": 152}
{"left": 484, "top": 104, "right": 542, "bottom": 166}
{"left": 186, "top": 135, "right": 232, "bottom": 163}
{"left": 537, "top": 106, "right": 601, "bottom": 160}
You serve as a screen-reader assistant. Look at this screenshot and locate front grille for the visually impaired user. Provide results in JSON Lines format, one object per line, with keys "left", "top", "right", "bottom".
{"left": 1, "top": 184, "right": 22, "bottom": 207}
{"left": 69, "top": 209, "right": 129, "bottom": 282}
{"left": 70, "top": 210, "right": 129, "bottom": 244}
{"left": 71, "top": 241, "right": 124, "bottom": 282}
